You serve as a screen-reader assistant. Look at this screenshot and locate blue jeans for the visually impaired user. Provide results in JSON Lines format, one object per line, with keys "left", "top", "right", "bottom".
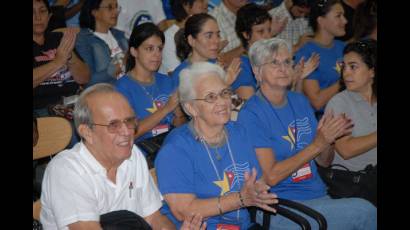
{"left": 257, "top": 196, "right": 377, "bottom": 230}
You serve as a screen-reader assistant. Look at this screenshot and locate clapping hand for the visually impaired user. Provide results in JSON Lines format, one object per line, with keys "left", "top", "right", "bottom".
{"left": 240, "top": 168, "right": 278, "bottom": 213}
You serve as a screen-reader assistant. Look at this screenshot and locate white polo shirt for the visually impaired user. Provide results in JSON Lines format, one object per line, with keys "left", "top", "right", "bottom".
{"left": 40, "top": 142, "right": 162, "bottom": 229}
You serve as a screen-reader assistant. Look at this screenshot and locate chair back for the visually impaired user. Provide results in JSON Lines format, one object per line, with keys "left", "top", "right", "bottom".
{"left": 33, "top": 116, "right": 72, "bottom": 160}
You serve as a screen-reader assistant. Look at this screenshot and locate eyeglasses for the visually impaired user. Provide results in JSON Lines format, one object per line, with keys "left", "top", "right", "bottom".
{"left": 260, "top": 59, "right": 294, "bottom": 69}
{"left": 99, "top": 4, "right": 122, "bottom": 12}
{"left": 193, "top": 88, "right": 234, "bottom": 104}
{"left": 92, "top": 116, "right": 138, "bottom": 133}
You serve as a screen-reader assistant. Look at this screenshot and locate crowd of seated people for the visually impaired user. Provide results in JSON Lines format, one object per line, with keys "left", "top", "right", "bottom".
{"left": 33, "top": 0, "right": 377, "bottom": 228}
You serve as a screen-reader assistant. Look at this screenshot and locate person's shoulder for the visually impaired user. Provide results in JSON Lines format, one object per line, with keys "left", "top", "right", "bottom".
{"left": 172, "top": 60, "right": 189, "bottom": 75}
{"left": 164, "top": 24, "right": 179, "bottom": 36}
{"left": 334, "top": 39, "right": 346, "bottom": 48}
{"left": 155, "top": 72, "right": 172, "bottom": 81}
{"left": 115, "top": 75, "right": 133, "bottom": 88}
{"left": 46, "top": 143, "right": 84, "bottom": 174}
{"left": 327, "top": 90, "right": 350, "bottom": 106}
{"left": 110, "top": 28, "right": 126, "bottom": 37}
{"left": 295, "top": 41, "right": 316, "bottom": 56}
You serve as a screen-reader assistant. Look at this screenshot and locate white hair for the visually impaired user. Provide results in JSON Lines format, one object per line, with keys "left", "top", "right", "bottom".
{"left": 248, "top": 37, "right": 292, "bottom": 67}
{"left": 178, "top": 62, "right": 227, "bottom": 102}
{"left": 178, "top": 62, "right": 227, "bottom": 116}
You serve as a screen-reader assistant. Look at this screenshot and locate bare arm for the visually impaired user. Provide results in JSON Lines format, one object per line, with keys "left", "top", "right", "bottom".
{"left": 34, "top": 29, "right": 77, "bottom": 88}
{"left": 134, "top": 92, "right": 179, "bottom": 139}
{"left": 144, "top": 210, "right": 176, "bottom": 230}
{"left": 256, "top": 112, "right": 353, "bottom": 186}
{"left": 315, "top": 145, "right": 335, "bottom": 167}
{"left": 68, "top": 221, "right": 102, "bottom": 230}
{"left": 67, "top": 52, "right": 90, "bottom": 85}
{"left": 334, "top": 131, "right": 377, "bottom": 160}
{"left": 235, "top": 86, "right": 255, "bottom": 100}
{"left": 64, "top": 0, "right": 86, "bottom": 19}
{"left": 218, "top": 46, "right": 246, "bottom": 67}
{"left": 33, "top": 59, "right": 65, "bottom": 88}
{"left": 303, "top": 79, "right": 341, "bottom": 110}
{"left": 164, "top": 169, "right": 277, "bottom": 221}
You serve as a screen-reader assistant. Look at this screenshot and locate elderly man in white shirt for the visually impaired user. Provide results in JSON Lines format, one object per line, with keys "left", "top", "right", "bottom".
{"left": 40, "top": 83, "right": 175, "bottom": 230}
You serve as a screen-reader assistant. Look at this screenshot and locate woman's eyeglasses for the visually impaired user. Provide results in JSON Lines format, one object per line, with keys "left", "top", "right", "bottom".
{"left": 193, "top": 88, "right": 234, "bottom": 104}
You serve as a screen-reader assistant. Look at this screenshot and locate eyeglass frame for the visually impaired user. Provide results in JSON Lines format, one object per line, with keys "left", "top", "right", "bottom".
{"left": 259, "top": 58, "right": 294, "bottom": 70}
{"left": 192, "top": 88, "right": 234, "bottom": 104}
{"left": 91, "top": 116, "right": 138, "bottom": 133}
{"left": 98, "top": 4, "right": 122, "bottom": 12}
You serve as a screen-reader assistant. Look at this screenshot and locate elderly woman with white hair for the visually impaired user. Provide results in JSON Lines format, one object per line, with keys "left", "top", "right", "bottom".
{"left": 237, "top": 37, "right": 377, "bottom": 229}
{"left": 155, "top": 62, "right": 278, "bottom": 229}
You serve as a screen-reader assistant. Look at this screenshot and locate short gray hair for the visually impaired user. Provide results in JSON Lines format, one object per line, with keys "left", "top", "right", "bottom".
{"left": 178, "top": 62, "right": 227, "bottom": 102}
{"left": 248, "top": 38, "right": 292, "bottom": 67}
{"left": 73, "top": 83, "right": 117, "bottom": 130}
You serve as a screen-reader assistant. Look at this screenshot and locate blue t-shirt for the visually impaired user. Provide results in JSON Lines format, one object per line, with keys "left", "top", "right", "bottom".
{"left": 155, "top": 121, "right": 261, "bottom": 229}
{"left": 237, "top": 91, "right": 327, "bottom": 200}
{"left": 294, "top": 40, "right": 345, "bottom": 112}
{"left": 115, "top": 73, "right": 175, "bottom": 142}
{"left": 231, "top": 55, "right": 257, "bottom": 91}
{"left": 172, "top": 58, "right": 256, "bottom": 91}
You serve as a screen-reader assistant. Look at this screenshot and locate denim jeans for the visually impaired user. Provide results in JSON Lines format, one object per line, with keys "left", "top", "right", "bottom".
{"left": 257, "top": 195, "right": 377, "bottom": 230}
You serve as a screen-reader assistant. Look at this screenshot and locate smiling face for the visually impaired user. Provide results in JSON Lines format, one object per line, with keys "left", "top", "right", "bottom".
{"left": 92, "top": 0, "right": 120, "bottom": 29}
{"left": 189, "top": 74, "right": 232, "bottom": 128}
{"left": 131, "top": 35, "right": 164, "bottom": 72}
{"left": 188, "top": 19, "right": 221, "bottom": 60}
{"left": 342, "top": 51, "right": 374, "bottom": 93}
{"left": 84, "top": 92, "right": 136, "bottom": 165}
{"left": 257, "top": 45, "right": 293, "bottom": 90}
{"left": 33, "top": 0, "right": 50, "bottom": 36}
{"left": 319, "top": 3, "right": 347, "bottom": 37}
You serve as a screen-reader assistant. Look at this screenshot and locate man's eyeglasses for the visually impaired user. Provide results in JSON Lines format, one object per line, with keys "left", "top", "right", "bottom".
{"left": 193, "top": 88, "right": 234, "bottom": 104}
{"left": 260, "top": 59, "right": 294, "bottom": 69}
{"left": 99, "top": 4, "right": 122, "bottom": 12}
{"left": 92, "top": 116, "right": 138, "bottom": 133}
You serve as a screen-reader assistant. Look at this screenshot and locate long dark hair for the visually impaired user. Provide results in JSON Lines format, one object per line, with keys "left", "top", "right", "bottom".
{"left": 353, "top": 0, "right": 377, "bottom": 41}
{"left": 126, "top": 23, "right": 165, "bottom": 72}
{"left": 176, "top": 13, "right": 216, "bottom": 61}
{"left": 170, "top": 0, "right": 196, "bottom": 22}
{"left": 342, "top": 39, "right": 377, "bottom": 99}
{"left": 309, "top": 0, "right": 341, "bottom": 32}
{"left": 79, "top": 0, "right": 104, "bottom": 30}
{"left": 235, "top": 3, "right": 272, "bottom": 50}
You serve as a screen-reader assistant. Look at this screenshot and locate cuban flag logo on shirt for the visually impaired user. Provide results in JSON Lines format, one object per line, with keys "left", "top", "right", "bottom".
{"left": 213, "top": 162, "right": 250, "bottom": 195}
{"left": 282, "top": 117, "right": 312, "bottom": 151}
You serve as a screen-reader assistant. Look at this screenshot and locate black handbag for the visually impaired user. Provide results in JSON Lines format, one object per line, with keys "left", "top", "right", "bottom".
{"left": 316, "top": 163, "right": 377, "bottom": 206}
{"left": 136, "top": 132, "right": 168, "bottom": 169}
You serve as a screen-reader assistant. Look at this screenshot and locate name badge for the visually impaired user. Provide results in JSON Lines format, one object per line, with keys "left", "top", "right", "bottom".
{"left": 291, "top": 163, "right": 312, "bottom": 183}
{"left": 152, "top": 124, "right": 169, "bottom": 136}
{"left": 216, "top": 224, "right": 240, "bottom": 230}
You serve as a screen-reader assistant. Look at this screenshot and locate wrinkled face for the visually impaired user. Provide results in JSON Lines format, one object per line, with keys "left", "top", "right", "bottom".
{"left": 342, "top": 51, "right": 374, "bottom": 93}
{"left": 86, "top": 93, "right": 136, "bottom": 164}
{"left": 290, "top": 5, "right": 310, "bottom": 18}
{"left": 247, "top": 20, "right": 272, "bottom": 48}
{"left": 320, "top": 3, "right": 347, "bottom": 37}
{"left": 33, "top": 0, "right": 50, "bottom": 36}
{"left": 185, "top": 0, "right": 209, "bottom": 15}
{"left": 190, "top": 74, "right": 232, "bottom": 127}
{"left": 92, "top": 0, "right": 120, "bottom": 28}
{"left": 189, "top": 19, "right": 221, "bottom": 60}
{"left": 257, "top": 46, "right": 293, "bottom": 89}
{"left": 132, "top": 35, "right": 164, "bottom": 72}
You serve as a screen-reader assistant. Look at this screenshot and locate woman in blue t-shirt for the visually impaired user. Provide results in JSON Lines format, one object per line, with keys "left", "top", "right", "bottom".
{"left": 172, "top": 13, "right": 249, "bottom": 98}
{"left": 238, "top": 37, "right": 376, "bottom": 229}
{"left": 115, "top": 23, "right": 186, "bottom": 143}
{"left": 155, "top": 62, "right": 277, "bottom": 229}
{"left": 295, "top": 0, "right": 348, "bottom": 118}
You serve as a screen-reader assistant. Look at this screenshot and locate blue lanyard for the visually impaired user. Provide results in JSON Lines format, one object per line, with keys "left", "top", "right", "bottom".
{"left": 260, "top": 92, "right": 299, "bottom": 151}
